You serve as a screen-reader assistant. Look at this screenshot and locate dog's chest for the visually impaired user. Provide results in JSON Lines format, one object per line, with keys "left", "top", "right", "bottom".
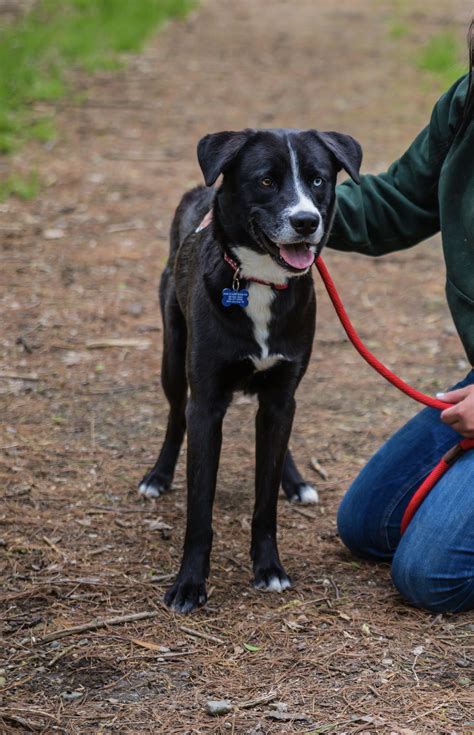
{"left": 245, "top": 283, "right": 285, "bottom": 371}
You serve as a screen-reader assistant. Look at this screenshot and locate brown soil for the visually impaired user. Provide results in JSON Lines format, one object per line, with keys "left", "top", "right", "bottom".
{"left": 1, "top": 1, "right": 473, "bottom": 733}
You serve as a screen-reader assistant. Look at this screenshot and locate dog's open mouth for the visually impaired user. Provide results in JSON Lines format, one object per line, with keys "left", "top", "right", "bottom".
{"left": 278, "top": 242, "right": 315, "bottom": 270}
{"left": 252, "top": 223, "right": 316, "bottom": 272}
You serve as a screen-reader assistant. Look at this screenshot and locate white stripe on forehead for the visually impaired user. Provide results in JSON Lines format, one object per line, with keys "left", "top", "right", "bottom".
{"left": 286, "top": 138, "right": 319, "bottom": 216}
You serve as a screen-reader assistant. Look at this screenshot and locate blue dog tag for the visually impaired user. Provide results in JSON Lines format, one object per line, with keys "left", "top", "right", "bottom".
{"left": 221, "top": 288, "right": 249, "bottom": 308}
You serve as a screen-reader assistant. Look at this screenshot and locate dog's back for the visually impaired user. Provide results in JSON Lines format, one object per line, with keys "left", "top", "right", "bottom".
{"left": 168, "top": 185, "right": 215, "bottom": 271}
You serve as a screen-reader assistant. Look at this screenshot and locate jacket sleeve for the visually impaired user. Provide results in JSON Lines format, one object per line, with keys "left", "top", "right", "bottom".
{"left": 327, "top": 76, "right": 468, "bottom": 256}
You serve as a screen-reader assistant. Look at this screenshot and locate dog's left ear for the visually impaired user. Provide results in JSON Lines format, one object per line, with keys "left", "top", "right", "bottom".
{"left": 312, "top": 131, "right": 362, "bottom": 184}
{"left": 197, "top": 129, "right": 253, "bottom": 186}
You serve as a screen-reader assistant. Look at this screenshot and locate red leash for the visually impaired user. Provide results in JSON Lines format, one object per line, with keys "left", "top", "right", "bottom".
{"left": 314, "top": 256, "right": 474, "bottom": 534}
{"left": 197, "top": 210, "right": 472, "bottom": 532}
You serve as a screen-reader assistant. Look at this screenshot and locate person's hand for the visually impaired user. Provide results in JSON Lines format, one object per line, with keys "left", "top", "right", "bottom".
{"left": 439, "top": 385, "right": 474, "bottom": 438}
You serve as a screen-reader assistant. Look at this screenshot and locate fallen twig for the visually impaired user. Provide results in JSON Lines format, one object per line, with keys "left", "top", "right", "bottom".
{"left": 48, "top": 644, "right": 76, "bottom": 668}
{"left": 0, "top": 372, "right": 39, "bottom": 381}
{"left": 107, "top": 220, "right": 145, "bottom": 233}
{"left": 87, "top": 505, "right": 153, "bottom": 513}
{"left": 1, "top": 707, "right": 58, "bottom": 722}
{"left": 179, "top": 625, "right": 225, "bottom": 645}
{"left": 38, "top": 610, "right": 161, "bottom": 643}
{"left": 42, "top": 535, "right": 64, "bottom": 557}
{"left": 288, "top": 504, "right": 317, "bottom": 520}
{"left": 310, "top": 456, "right": 329, "bottom": 480}
{"left": 86, "top": 338, "right": 151, "bottom": 350}
{"left": 0, "top": 674, "right": 35, "bottom": 693}
{"left": 407, "top": 703, "right": 449, "bottom": 723}
{"left": 103, "top": 151, "right": 175, "bottom": 161}
{"left": 149, "top": 573, "right": 175, "bottom": 583}
{"left": 239, "top": 691, "right": 278, "bottom": 709}
{"left": 0, "top": 713, "right": 42, "bottom": 732}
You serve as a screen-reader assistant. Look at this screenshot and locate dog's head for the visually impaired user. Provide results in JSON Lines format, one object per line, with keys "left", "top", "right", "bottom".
{"left": 197, "top": 128, "right": 362, "bottom": 274}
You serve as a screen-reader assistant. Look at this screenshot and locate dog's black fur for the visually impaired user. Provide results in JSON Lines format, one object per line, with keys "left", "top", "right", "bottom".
{"left": 139, "top": 128, "right": 362, "bottom": 612}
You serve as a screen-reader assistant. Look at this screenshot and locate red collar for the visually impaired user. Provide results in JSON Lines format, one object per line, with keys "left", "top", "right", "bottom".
{"left": 197, "top": 210, "right": 288, "bottom": 291}
{"left": 223, "top": 252, "right": 288, "bottom": 291}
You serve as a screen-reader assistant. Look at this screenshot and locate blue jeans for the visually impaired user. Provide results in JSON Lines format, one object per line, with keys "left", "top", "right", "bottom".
{"left": 337, "top": 370, "right": 474, "bottom": 613}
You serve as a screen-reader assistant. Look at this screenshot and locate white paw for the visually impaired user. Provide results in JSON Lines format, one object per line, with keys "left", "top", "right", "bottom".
{"left": 255, "top": 575, "right": 292, "bottom": 592}
{"left": 138, "top": 482, "right": 162, "bottom": 498}
{"left": 296, "top": 484, "right": 319, "bottom": 505}
{"left": 267, "top": 575, "right": 291, "bottom": 592}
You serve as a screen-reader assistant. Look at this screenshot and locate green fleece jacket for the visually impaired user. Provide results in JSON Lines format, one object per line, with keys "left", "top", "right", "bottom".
{"left": 328, "top": 75, "right": 474, "bottom": 367}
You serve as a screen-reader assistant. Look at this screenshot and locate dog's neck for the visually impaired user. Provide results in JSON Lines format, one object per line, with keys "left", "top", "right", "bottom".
{"left": 233, "top": 246, "right": 304, "bottom": 284}
{"left": 212, "top": 188, "right": 250, "bottom": 251}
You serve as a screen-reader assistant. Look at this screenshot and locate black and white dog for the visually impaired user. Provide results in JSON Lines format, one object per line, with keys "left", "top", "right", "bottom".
{"left": 139, "top": 128, "right": 362, "bottom": 613}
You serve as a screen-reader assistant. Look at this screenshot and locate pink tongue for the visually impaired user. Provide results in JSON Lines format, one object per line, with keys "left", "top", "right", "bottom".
{"left": 279, "top": 244, "right": 315, "bottom": 270}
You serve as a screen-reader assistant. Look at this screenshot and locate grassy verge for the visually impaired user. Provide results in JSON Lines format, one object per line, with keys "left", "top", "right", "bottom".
{"left": 386, "top": 5, "right": 467, "bottom": 90}
{"left": 0, "top": 0, "right": 194, "bottom": 200}
{"left": 417, "top": 31, "right": 467, "bottom": 88}
{"left": 0, "top": 172, "right": 40, "bottom": 201}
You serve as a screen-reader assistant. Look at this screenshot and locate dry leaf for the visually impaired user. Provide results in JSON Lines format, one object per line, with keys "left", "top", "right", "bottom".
{"left": 310, "top": 457, "right": 329, "bottom": 480}
{"left": 146, "top": 519, "right": 172, "bottom": 531}
{"left": 131, "top": 638, "right": 168, "bottom": 652}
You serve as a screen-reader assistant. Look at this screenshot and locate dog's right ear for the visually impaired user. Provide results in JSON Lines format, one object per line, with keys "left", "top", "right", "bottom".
{"left": 197, "top": 130, "right": 253, "bottom": 186}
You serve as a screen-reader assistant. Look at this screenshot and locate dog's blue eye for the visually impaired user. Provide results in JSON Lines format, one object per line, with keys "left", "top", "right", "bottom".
{"left": 312, "top": 177, "right": 323, "bottom": 188}
{"left": 260, "top": 177, "right": 274, "bottom": 188}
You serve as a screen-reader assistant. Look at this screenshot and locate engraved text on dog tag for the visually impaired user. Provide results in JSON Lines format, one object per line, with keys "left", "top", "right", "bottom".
{"left": 221, "top": 288, "right": 249, "bottom": 308}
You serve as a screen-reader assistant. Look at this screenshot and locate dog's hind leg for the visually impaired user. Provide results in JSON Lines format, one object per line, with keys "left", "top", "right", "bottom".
{"left": 281, "top": 449, "right": 319, "bottom": 505}
{"left": 139, "top": 271, "right": 187, "bottom": 498}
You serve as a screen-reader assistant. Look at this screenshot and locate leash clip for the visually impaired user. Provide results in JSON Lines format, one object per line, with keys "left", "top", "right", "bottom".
{"left": 442, "top": 442, "right": 466, "bottom": 466}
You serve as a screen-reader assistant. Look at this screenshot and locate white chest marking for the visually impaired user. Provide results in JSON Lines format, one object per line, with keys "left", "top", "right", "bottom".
{"left": 234, "top": 245, "right": 293, "bottom": 284}
{"left": 232, "top": 248, "right": 289, "bottom": 372}
{"left": 246, "top": 283, "right": 284, "bottom": 371}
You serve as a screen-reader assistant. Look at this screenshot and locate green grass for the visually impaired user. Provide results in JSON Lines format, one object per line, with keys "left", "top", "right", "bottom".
{"left": 417, "top": 31, "right": 467, "bottom": 87}
{"left": 0, "top": 172, "right": 40, "bottom": 202}
{"left": 0, "top": 0, "right": 194, "bottom": 156}
{"left": 389, "top": 21, "right": 409, "bottom": 40}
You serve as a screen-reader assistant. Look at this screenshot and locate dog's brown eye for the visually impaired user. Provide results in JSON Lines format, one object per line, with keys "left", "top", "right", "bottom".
{"left": 260, "top": 177, "right": 273, "bottom": 188}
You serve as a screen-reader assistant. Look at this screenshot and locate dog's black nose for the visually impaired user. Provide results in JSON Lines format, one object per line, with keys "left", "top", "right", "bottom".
{"left": 290, "top": 211, "right": 320, "bottom": 237}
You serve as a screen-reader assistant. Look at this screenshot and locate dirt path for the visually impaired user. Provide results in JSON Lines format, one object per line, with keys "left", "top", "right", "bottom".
{"left": 1, "top": 1, "right": 473, "bottom": 733}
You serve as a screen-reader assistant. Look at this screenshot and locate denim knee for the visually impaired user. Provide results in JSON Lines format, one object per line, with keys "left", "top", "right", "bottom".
{"left": 391, "top": 541, "right": 474, "bottom": 613}
{"left": 337, "top": 491, "right": 366, "bottom": 556}
{"left": 337, "top": 484, "right": 393, "bottom": 561}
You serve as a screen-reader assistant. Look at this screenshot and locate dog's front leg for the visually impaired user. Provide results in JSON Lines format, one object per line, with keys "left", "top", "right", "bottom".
{"left": 165, "top": 394, "right": 230, "bottom": 613}
{"left": 251, "top": 391, "right": 296, "bottom": 592}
